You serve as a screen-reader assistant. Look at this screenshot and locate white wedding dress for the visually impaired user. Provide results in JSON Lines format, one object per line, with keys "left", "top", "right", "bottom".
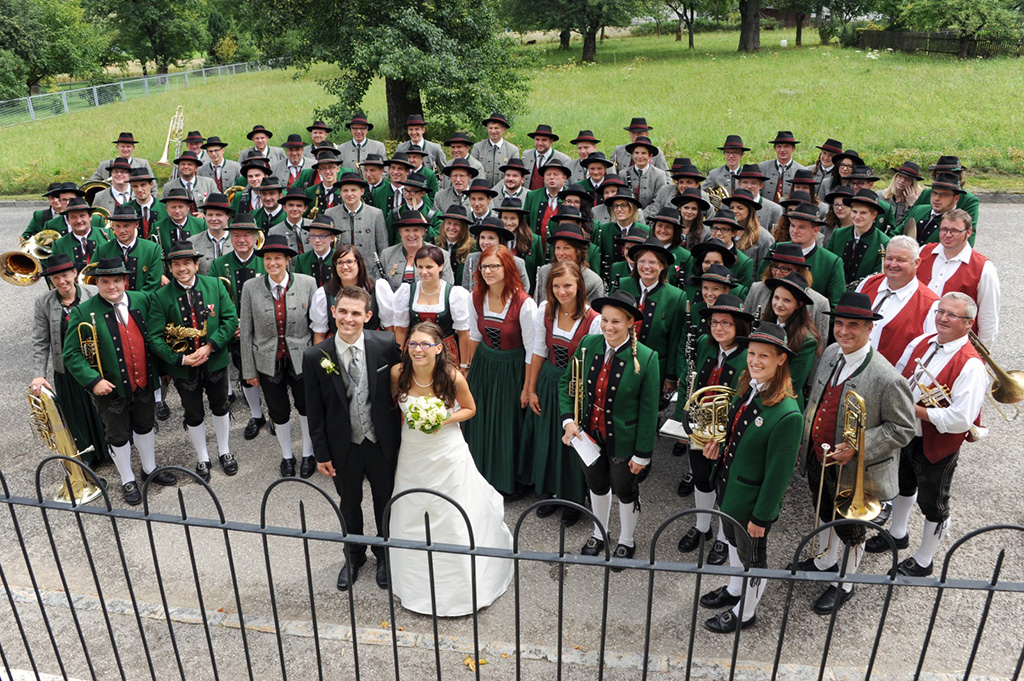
{"left": 389, "top": 397, "right": 514, "bottom": 616}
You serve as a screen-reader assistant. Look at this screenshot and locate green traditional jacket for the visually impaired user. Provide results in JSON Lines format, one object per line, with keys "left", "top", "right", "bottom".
{"left": 901, "top": 203, "right": 978, "bottom": 247}
{"left": 667, "top": 244, "right": 693, "bottom": 287}
{"left": 410, "top": 166, "right": 440, "bottom": 198}
{"left": 787, "top": 334, "right": 819, "bottom": 411}
{"left": 618, "top": 278, "right": 687, "bottom": 382}
{"left": 769, "top": 242, "right": 845, "bottom": 306}
{"left": 22, "top": 207, "right": 59, "bottom": 241}
{"left": 909, "top": 189, "right": 979, "bottom": 242}
{"left": 63, "top": 291, "right": 156, "bottom": 399}
{"left": 50, "top": 227, "right": 112, "bottom": 271}
{"left": 728, "top": 248, "right": 754, "bottom": 300}
{"left": 125, "top": 199, "right": 167, "bottom": 241}
{"left": 523, "top": 188, "right": 560, "bottom": 242}
{"left": 208, "top": 251, "right": 265, "bottom": 309}
{"left": 387, "top": 198, "right": 442, "bottom": 244}
{"left": 154, "top": 214, "right": 205, "bottom": 254}
{"left": 558, "top": 333, "right": 661, "bottom": 461}
{"left": 293, "top": 247, "right": 335, "bottom": 289}
{"left": 254, "top": 207, "right": 287, "bottom": 231}
{"left": 518, "top": 233, "right": 545, "bottom": 292}
{"left": 826, "top": 225, "right": 890, "bottom": 287}
{"left": 92, "top": 238, "right": 164, "bottom": 293}
{"left": 716, "top": 390, "right": 803, "bottom": 527}
{"left": 594, "top": 221, "right": 650, "bottom": 282}
{"left": 147, "top": 274, "right": 239, "bottom": 379}
{"left": 42, "top": 213, "right": 107, "bottom": 237}
{"left": 608, "top": 262, "right": 632, "bottom": 293}
{"left": 674, "top": 334, "right": 747, "bottom": 423}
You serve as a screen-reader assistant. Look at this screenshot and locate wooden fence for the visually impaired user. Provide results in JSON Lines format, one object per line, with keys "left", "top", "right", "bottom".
{"left": 860, "top": 30, "right": 1024, "bottom": 58}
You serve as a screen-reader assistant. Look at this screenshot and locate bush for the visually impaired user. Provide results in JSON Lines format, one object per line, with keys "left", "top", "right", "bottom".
{"left": 838, "top": 20, "right": 872, "bottom": 47}
{"left": 761, "top": 16, "right": 779, "bottom": 31}
{"left": 818, "top": 19, "right": 842, "bottom": 45}
{"left": 212, "top": 36, "right": 238, "bottom": 64}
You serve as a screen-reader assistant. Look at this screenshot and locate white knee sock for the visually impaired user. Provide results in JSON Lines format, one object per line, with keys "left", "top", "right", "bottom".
{"left": 134, "top": 430, "right": 157, "bottom": 473}
{"left": 693, "top": 490, "right": 716, "bottom": 534}
{"left": 110, "top": 443, "right": 135, "bottom": 484}
{"left": 298, "top": 415, "right": 314, "bottom": 458}
{"left": 733, "top": 575, "right": 767, "bottom": 623}
{"left": 837, "top": 543, "right": 865, "bottom": 592}
{"left": 617, "top": 500, "right": 640, "bottom": 548}
{"left": 187, "top": 423, "right": 210, "bottom": 462}
{"left": 716, "top": 522, "right": 727, "bottom": 544}
{"left": 242, "top": 385, "right": 263, "bottom": 419}
{"left": 814, "top": 529, "right": 839, "bottom": 571}
{"left": 889, "top": 493, "right": 917, "bottom": 539}
{"left": 913, "top": 518, "right": 950, "bottom": 568}
{"left": 589, "top": 491, "right": 612, "bottom": 540}
{"left": 726, "top": 543, "right": 743, "bottom": 597}
{"left": 154, "top": 386, "right": 163, "bottom": 403}
{"left": 227, "top": 381, "right": 235, "bottom": 398}
{"left": 275, "top": 420, "right": 294, "bottom": 459}
{"left": 212, "top": 414, "right": 231, "bottom": 456}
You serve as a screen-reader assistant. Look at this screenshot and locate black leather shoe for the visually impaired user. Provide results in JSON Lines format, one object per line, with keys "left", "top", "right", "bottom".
{"left": 865, "top": 532, "right": 909, "bottom": 553}
{"left": 142, "top": 468, "right": 177, "bottom": 486}
{"left": 280, "top": 458, "right": 296, "bottom": 477}
{"left": 700, "top": 586, "right": 741, "bottom": 610}
{"left": 243, "top": 417, "right": 266, "bottom": 441}
{"left": 671, "top": 441, "right": 688, "bottom": 457}
{"left": 581, "top": 537, "right": 604, "bottom": 556}
{"left": 813, "top": 585, "right": 855, "bottom": 615}
{"left": 219, "top": 453, "right": 238, "bottom": 476}
{"left": 788, "top": 556, "right": 838, "bottom": 573}
{"left": 195, "top": 461, "right": 211, "bottom": 482}
{"left": 375, "top": 560, "right": 388, "bottom": 589}
{"left": 897, "top": 557, "right": 933, "bottom": 577}
{"left": 560, "top": 506, "right": 581, "bottom": 527}
{"left": 872, "top": 501, "right": 892, "bottom": 526}
{"left": 610, "top": 543, "right": 635, "bottom": 572}
{"left": 228, "top": 392, "right": 237, "bottom": 405}
{"left": 678, "top": 527, "right": 712, "bottom": 553}
{"left": 535, "top": 503, "right": 558, "bottom": 518}
{"left": 337, "top": 555, "right": 367, "bottom": 591}
{"left": 155, "top": 401, "right": 171, "bottom": 421}
{"left": 676, "top": 472, "right": 694, "bottom": 497}
{"left": 299, "top": 456, "right": 316, "bottom": 479}
{"left": 122, "top": 481, "right": 141, "bottom": 505}
{"left": 707, "top": 540, "right": 729, "bottom": 566}
{"left": 705, "top": 611, "right": 755, "bottom": 634}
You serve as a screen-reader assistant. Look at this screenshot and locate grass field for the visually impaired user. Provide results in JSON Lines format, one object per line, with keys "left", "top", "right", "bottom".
{"left": 3, "top": 29, "right": 1024, "bottom": 198}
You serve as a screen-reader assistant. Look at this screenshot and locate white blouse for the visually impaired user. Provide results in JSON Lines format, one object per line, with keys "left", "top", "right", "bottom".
{"left": 391, "top": 280, "right": 471, "bottom": 330}
{"left": 309, "top": 280, "right": 395, "bottom": 333}
{"left": 531, "top": 302, "right": 601, "bottom": 358}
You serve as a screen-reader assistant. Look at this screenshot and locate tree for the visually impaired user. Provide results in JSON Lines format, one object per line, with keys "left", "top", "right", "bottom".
{"left": 779, "top": 0, "right": 819, "bottom": 45}
{"left": 86, "top": 0, "right": 210, "bottom": 74}
{"left": 0, "top": 50, "right": 27, "bottom": 100}
{"left": 502, "top": 0, "right": 644, "bottom": 62}
{"left": 738, "top": 0, "right": 761, "bottom": 51}
{"left": 250, "top": 0, "right": 529, "bottom": 139}
{"left": 0, "top": 0, "right": 108, "bottom": 94}
{"left": 207, "top": 6, "right": 231, "bottom": 62}
{"left": 901, "top": 0, "right": 1022, "bottom": 57}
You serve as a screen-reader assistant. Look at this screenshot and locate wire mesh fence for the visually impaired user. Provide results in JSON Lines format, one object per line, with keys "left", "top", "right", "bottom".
{"left": 0, "top": 61, "right": 283, "bottom": 129}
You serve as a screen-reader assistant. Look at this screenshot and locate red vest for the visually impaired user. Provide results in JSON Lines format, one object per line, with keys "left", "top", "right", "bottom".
{"left": 474, "top": 290, "right": 529, "bottom": 351}
{"left": 544, "top": 307, "right": 599, "bottom": 369}
{"left": 917, "top": 244, "right": 988, "bottom": 335}
{"left": 587, "top": 356, "right": 613, "bottom": 439}
{"left": 860, "top": 274, "right": 938, "bottom": 365}
{"left": 273, "top": 288, "right": 288, "bottom": 360}
{"left": 900, "top": 334, "right": 980, "bottom": 463}
{"left": 810, "top": 381, "right": 844, "bottom": 462}
{"left": 539, "top": 201, "right": 557, "bottom": 246}
{"left": 118, "top": 312, "right": 149, "bottom": 392}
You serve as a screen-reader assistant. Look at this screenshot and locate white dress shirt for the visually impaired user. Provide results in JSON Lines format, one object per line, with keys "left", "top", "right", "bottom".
{"left": 895, "top": 333, "right": 987, "bottom": 437}
{"left": 923, "top": 244, "right": 1000, "bottom": 347}
{"left": 862, "top": 277, "right": 937, "bottom": 350}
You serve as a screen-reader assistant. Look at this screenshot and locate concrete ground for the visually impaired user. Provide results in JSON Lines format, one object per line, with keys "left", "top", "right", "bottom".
{"left": 0, "top": 204, "right": 1021, "bottom": 680}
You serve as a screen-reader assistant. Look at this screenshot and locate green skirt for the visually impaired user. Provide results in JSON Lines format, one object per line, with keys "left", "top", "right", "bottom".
{"left": 54, "top": 370, "right": 108, "bottom": 466}
{"left": 522, "top": 361, "right": 586, "bottom": 503}
{"left": 464, "top": 344, "right": 527, "bottom": 495}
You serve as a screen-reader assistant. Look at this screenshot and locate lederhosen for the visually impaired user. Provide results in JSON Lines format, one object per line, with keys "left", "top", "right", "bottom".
{"left": 170, "top": 284, "right": 229, "bottom": 427}
{"left": 324, "top": 286, "right": 381, "bottom": 336}
{"left": 409, "top": 282, "right": 458, "bottom": 361}
{"left": 93, "top": 301, "right": 155, "bottom": 447}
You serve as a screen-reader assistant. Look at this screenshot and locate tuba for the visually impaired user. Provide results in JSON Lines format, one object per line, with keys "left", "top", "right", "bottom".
{"left": 1, "top": 229, "right": 61, "bottom": 286}
{"left": 80, "top": 180, "right": 111, "bottom": 206}
{"left": 28, "top": 386, "right": 105, "bottom": 505}
{"left": 968, "top": 331, "right": 1023, "bottom": 421}
{"left": 569, "top": 348, "right": 588, "bottom": 425}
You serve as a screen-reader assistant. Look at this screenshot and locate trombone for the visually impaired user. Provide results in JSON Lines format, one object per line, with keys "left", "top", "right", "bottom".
{"left": 77, "top": 312, "right": 104, "bottom": 376}
{"left": 158, "top": 105, "right": 186, "bottom": 180}
{"left": 968, "top": 331, "right": 1023, "bottom": 421}
{"left": 569, "top": 348, "right": 588, "bottom": 425}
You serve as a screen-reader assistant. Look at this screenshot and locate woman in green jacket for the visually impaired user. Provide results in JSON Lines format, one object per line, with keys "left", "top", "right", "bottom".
{"left": 763, "top": 271, "right": 822, "bottom": 409}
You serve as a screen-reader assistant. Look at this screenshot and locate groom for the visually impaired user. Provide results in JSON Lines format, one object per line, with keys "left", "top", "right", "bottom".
{"left": 303, "top": 286, "right": 402, "bottom": 591}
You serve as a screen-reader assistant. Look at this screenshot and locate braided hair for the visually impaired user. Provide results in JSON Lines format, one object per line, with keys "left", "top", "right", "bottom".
{"left": 628, "top": 324, "right": 641, "bottom": 375}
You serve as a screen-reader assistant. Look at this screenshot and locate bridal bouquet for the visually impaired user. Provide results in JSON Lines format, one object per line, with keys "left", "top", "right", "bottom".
{"left": 405, "top": 396, "right": 449, "bottom": 434}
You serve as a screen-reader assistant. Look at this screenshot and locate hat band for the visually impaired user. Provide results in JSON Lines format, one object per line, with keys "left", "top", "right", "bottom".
{"left": 833, "top": 305, "right": 873, "bottom": 317}
{"left": 711, "top": 305, "right": 744, "bottom": 314}
{"left": 771, "top": 254, "right": 805, "bottom": 265}
{"left": 748, "top": 330, "right": 786, "bottom": 344}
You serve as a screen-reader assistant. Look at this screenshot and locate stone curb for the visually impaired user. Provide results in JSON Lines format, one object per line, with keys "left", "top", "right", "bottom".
{"left": 7, "top": 584, "right": 1004, "bottom": 681}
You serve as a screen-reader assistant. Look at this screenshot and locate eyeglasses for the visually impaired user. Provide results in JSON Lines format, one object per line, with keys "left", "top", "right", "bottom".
{"left": 839, "top": 162, "right": 855, "bottom": 169}
{"left": 336, "top": 259, "right": 358, "bottom": 268}
{"left": 479, "top": 263, "right": 503, "bottom": 272}
{"left": 934, "top": 308, "right": 972, "bottom": 320}
{"left": 309, "top": 233, "right": 334, "bottom": 241}
{"left": 769, "top": 263, "right": 796, "bottom": 275}
{"left": 709, "top": 319, "right": 735, "bottom": 328}
{"left": 939, "top": 227, "right": 968, "bottom": 235}
{"left": 407, "top": 341, "right": 441, "bottom": 350}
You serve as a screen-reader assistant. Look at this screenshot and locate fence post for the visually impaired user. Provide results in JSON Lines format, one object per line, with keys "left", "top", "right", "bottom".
{"left": 245, "top": 63, "right": 249, "bottom": 75}
{"left": 202, "top": 69, "right": 207, "bottom": 84}
{"left": 92, "top": 86, "right": 99, "bottom": 107}
{"left": 25, "top": 97, "right": 35, "bottom": 122}
{"left": 120, "top": 82, "right": 126, "bottom": 101}
{"left": 166, "top": 77, "right": 170, "bottom": 92}
{"left": 143, "top": 77, "right": 149, "bottom": 95}
{"left": 61, "top": 91, "right": 69, "bottom": 114}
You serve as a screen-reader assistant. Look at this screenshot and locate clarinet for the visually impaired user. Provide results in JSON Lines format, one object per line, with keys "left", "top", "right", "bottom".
{"left": 373, "top": 251, "right": 387, "bottom": 280}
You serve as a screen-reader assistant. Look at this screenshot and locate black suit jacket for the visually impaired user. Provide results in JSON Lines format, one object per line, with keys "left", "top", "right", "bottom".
{"left": 302, "top": 330, "right": 402, "bottom": 467}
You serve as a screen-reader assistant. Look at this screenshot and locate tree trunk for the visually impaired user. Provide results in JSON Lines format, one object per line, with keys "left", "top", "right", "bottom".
{"left": 675, "top": 14, "right": 684, "bottom": 41}
{"left": 385, "top": 77, "right": 422, "bottom": 139}
{"left": 795, "top": 13, "right": 804, "bottom": 45}
{"left": 559, "top": 29, "right": 571, "bottom": 50}
{"left": 157, "top": 64, "right": 169, "bottom": 74}
{"left": 687, "top": 6, "right": 696, "bottom": 49}
{"left": 738, "top": 0, "right": 761, "bottom": 52}
{"left": 600, "top": 26, "right": 606, "bottom": 42}
{"left": 142, "top": 64, "right": 148, "bottom": 77}
{"left": 582, "top": 28, "right": 598, "bottom": 62}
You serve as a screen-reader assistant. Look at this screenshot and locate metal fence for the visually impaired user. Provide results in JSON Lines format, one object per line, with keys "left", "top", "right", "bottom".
{"left": 0, "top": 457, "right": 1022, "bottom": 681}
{"left": 0, "top": 61, "right": 283, "bottom": 129}
{"left": 859, "top": 30, "right": 1024, "bottom": 58}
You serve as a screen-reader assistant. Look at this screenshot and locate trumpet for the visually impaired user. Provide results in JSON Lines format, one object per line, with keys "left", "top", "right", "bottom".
{"left": 968, "top": 331, "right": 1023, "bottom": 421}
{"left": 0, "top": 229, "right": 61, "bottom": 286}
{"left": 569, "top": 348, "right": 588, "bottom": 424}
{"left": 158, "top": 105, "right": 186, "bottom": 180}
{"left": 77, "top": 312, "right": 104, "bottom": 376}
{"left": 28, "top": 386, "right": 105, "bottom": 505}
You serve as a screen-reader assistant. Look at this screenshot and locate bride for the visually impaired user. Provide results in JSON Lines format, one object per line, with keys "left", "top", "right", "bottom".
{"left": 388, "top": 321, "right": 514, "bottom": 616}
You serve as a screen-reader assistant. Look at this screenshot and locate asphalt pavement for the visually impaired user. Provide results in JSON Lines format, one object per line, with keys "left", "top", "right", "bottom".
{"left": 0, "top": 203, "right": 1020, "bottom": 680}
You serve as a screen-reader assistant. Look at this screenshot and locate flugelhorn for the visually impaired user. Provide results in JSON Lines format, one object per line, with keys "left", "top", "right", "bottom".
{"left": 0, "top": 229, "right": 61, "bottom": 286}
{"left": 77, "top": 312, "right": 104, "bottom": 376}
{"left": 28, "top": 386, "right": 105, "bottom": 505}
{"left": 912, "top": 356, "right": 985, "bottom": 439}
{"left": 682, "top": 385, "right": 737, "bottom": 446}
{"left": 706, "top": 184, "right": 730, "bottom": 209}
{"left": 158, "top": 105, "right": 186, "bottom": 178}
{"left": 569, "top": 348, "right": 587, "bottom": 424}
{"left": 968, "top": 331, "right": 1023, "bottom": 421}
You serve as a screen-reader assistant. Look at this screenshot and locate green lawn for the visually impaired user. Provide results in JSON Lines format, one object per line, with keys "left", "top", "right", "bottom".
{"left": 3, "top": 29, "right": 1024, "bottom": 198}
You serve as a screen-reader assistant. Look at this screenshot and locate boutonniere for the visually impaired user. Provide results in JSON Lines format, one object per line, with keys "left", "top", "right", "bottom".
{"left": 206, "top": 303, "right": 215, "bottom": 317}
{"left": 320, "top": 351, "right": 339, "bottom": 376}
{"left": 390, "top": 263, "right": 399, "bottom": 276}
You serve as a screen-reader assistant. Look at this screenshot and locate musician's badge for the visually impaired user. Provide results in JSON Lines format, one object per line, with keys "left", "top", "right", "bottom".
{"left": 754, "top": 416, "right": 764, "bottom": 427}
